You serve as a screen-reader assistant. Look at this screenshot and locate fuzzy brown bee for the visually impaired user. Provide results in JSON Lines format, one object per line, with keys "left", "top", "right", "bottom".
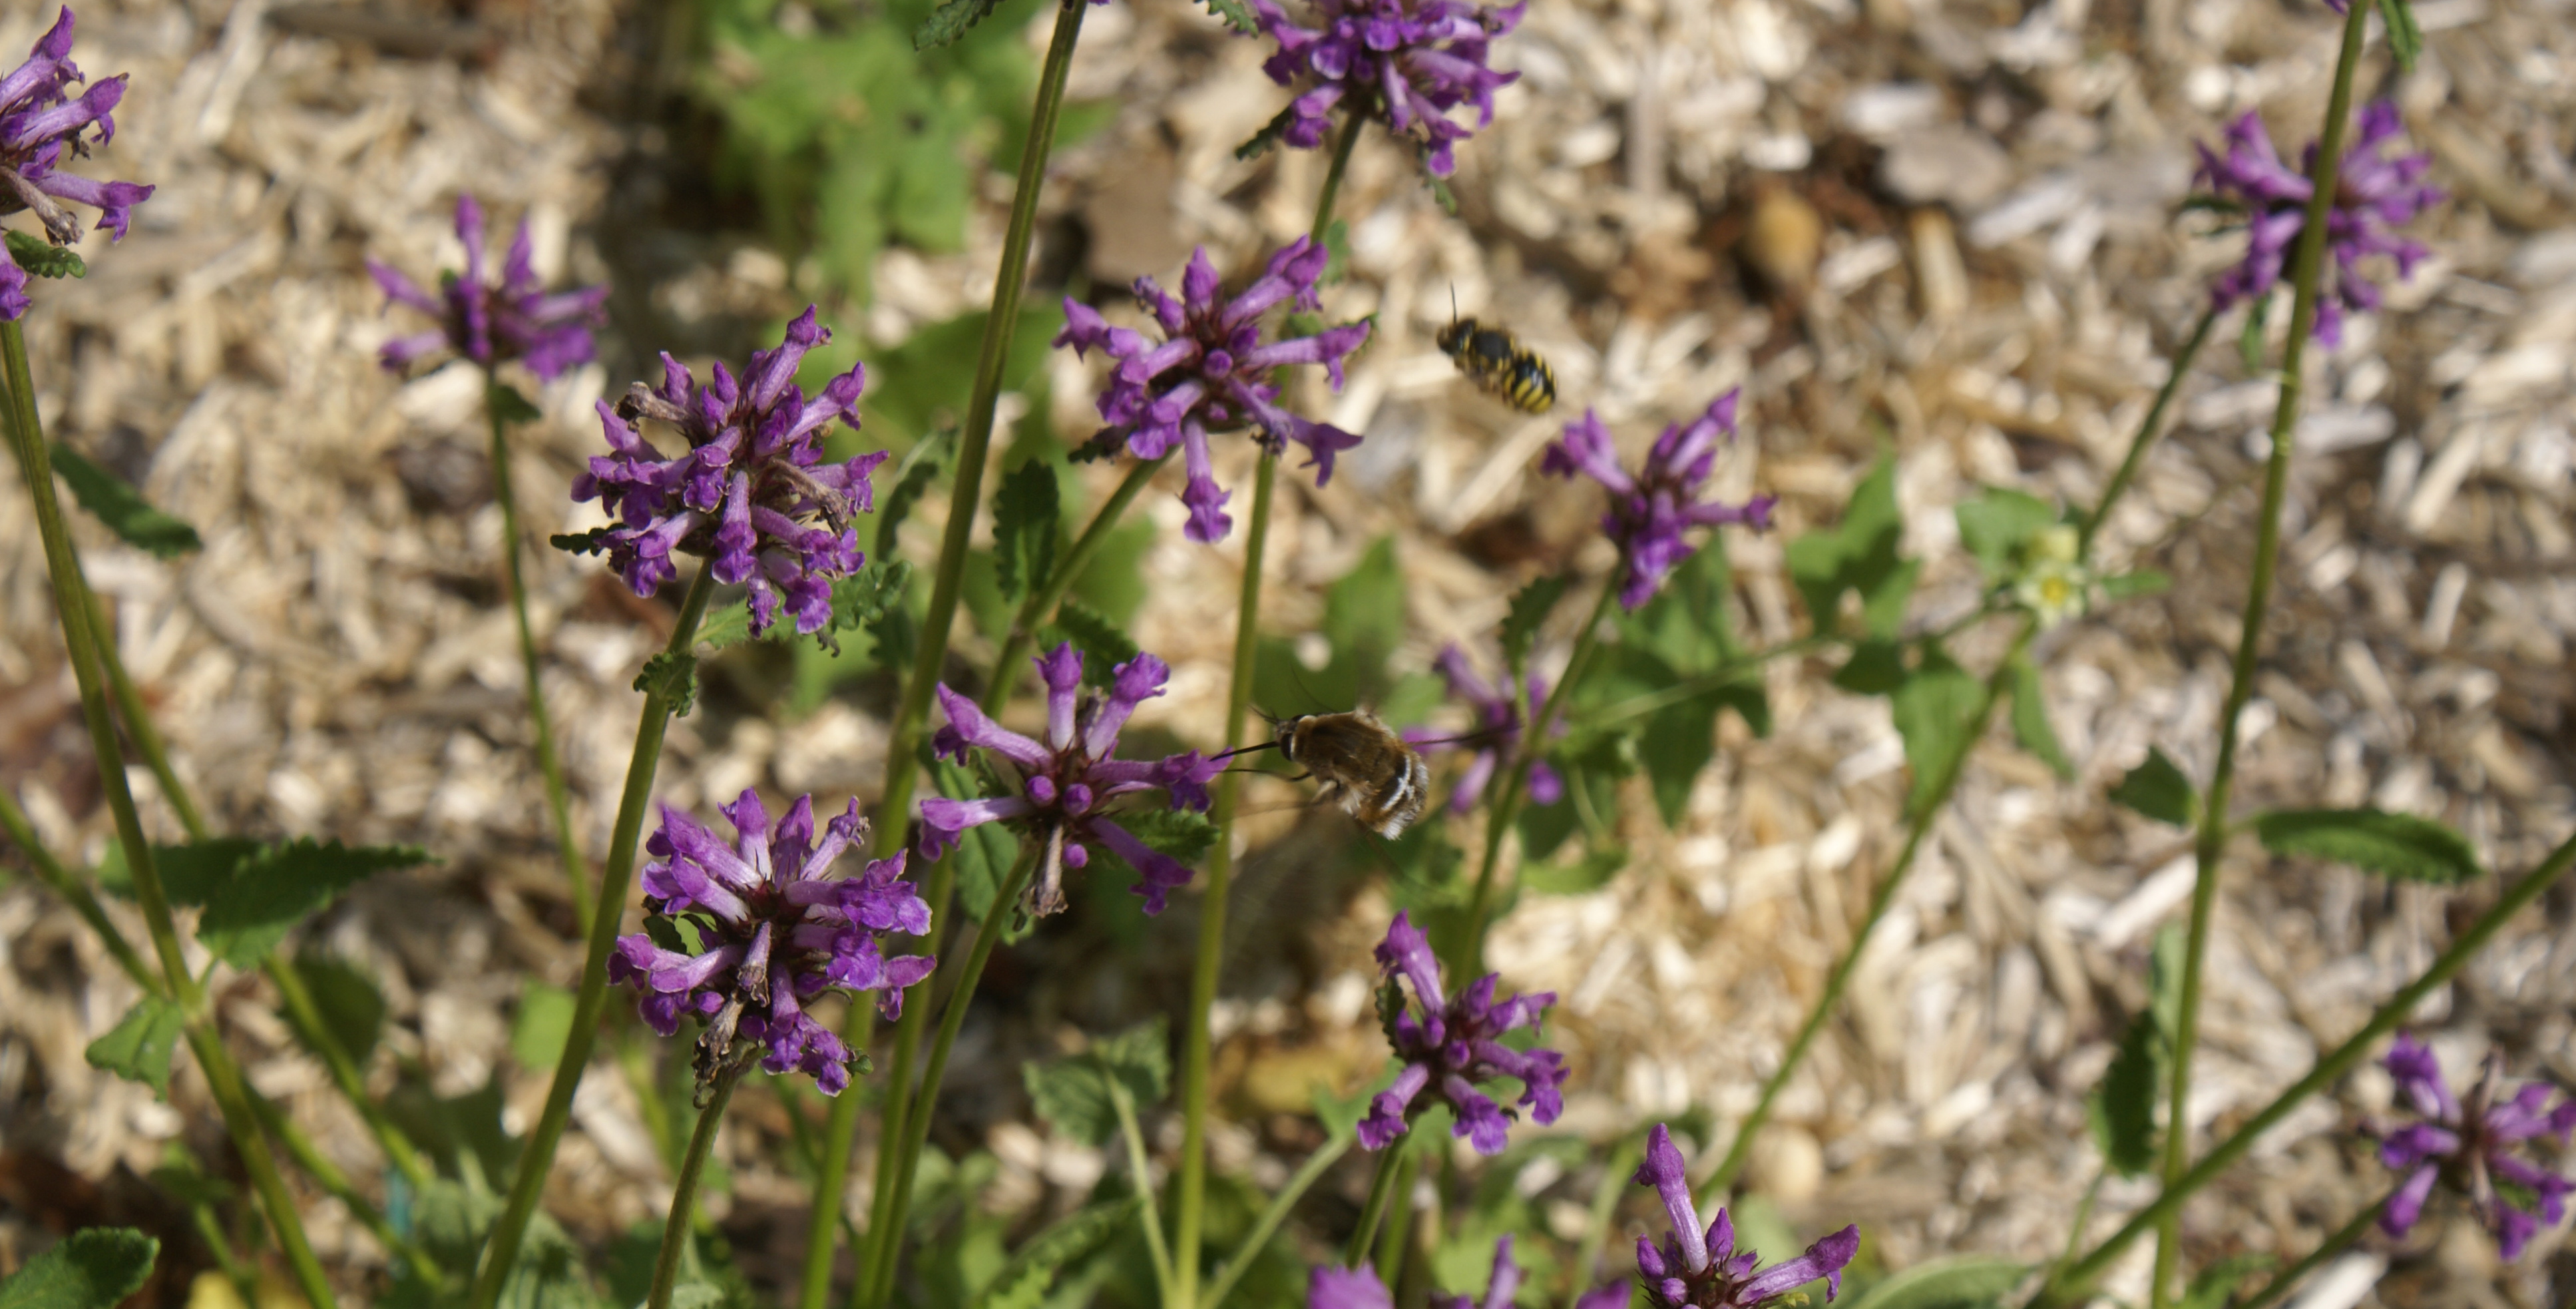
{"left": 1276, "top": 709, "right": 1431, "bottom": 840}
{"left": 1436, "top": 316, "right": 1556, "bottom": 414}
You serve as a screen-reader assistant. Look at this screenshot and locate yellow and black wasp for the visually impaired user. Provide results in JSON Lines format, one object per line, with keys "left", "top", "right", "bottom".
{"left": 1436, "top": 300, "right": 1556, "bottom": 414}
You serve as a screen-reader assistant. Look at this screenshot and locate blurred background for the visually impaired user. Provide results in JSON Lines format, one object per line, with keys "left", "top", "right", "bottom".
{"left": 0, "top": 0, "right": 2572, "bottom": 1303}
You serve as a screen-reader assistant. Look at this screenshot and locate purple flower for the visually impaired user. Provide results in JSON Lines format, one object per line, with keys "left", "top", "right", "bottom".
{"left": 1313, "top": 1236, "right": 1629, "bottom": 1309}
{"left": 366, "top": 194, "right": 609, "bottom": 380}
{"left": 1540, "top": 390, "right": 1776, "bottom": 611}
{"left": 1247, "top": 0, "right": 1523, "bottom": 178}
{"left": 2193, "top": 103, "right": 2441, "bottom": 349}
{"left": 608, "top": 790, "right": 934, "bottom": 1096}
{"left": 570, "top": 308, "right": 887, "bottom": 637}
{"left": 920, "top": 644, "right": 1223, "bottom": 917}
{"left": 2375, "top": 1033, "right": 2576, "bottom": 1260}
{"left": 1054, "top": 241, "right": 1371, "bottom": 543}
{"left": 1421, "top": 643, "right": 1561, "bottom": 814}
{"left": 1357, "top": 911, "right": 1566, "bottom": 1156}
{"left": 1633, "top": 1125, "right": 1858, "bottom": 1308}
{"left": 0, "top": 8, "right": 152, "bottom": 321}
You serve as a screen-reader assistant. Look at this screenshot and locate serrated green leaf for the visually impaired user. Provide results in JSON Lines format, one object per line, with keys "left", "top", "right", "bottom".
{"left": 695, "top": 603, "right": 755, "bottom": 653}
{"left": 196, "top": 840, "right": 434, "bottom": 968}
{"left": 2087, "top": 1011, "right": 2161, "bottom": 1177}
{"left": 1041, "top": 600, "right": 1138, "bottom": 688}
{"left": 1233, "top": 102, "right": 1301, "bottom": 162}
{"left": 1785, "top": 457, "right": 1912, "bottom": 639}
{"left": 2176, "top": 1252, "right": 2274, "bottom": 1309}
{"left": 1022, "top": 1018, "right": 1168, "bottom": 1147}
{"left": 549, "top": 526, "right": 614, "bottom": 557}
{"left": 511, "top": 982, "right": 576, "bottom": 1071}
{"left": 1834, "top": 1257, "right": 2026, "bottom": 1309}
{"left": 914, "top": 0, "right": 1008, "bottom": 51}
{"left": 1499, "top": 576, "right": 1568, "bottom": 675}
{"left": 1425, "top": 172, "right": 1458, "bottom": 214}
{"left": 4, "top": 230, "right": 86, "bottom": 280}
{"left": 1638, "top": 696, "right": 1719, "bottom": 826}
{"left": 289, "top": 951, "right": 387, "bottom": 1065}
{"left": 49, "top": 445, "right": 200, "bottom": 559}
{"left": 1954, "top": 488, "right": 2057, "bottom": 583}
{"left": 0, "top": 1228, "right": 157, "bottom": 1309}
{"left": 2375, "top": 0, "right": 2422, "bottom": 69}
{"left": 485, "top": 382, "right": 545, "bottom": 427}
{"left": 84, "top": 997, "right": 184, "bottom": 1099}
{"left": 992, "top": 459, "right": 1060, "bottom": 602}
{"left": 1200, "top": 0, "right": 1259, "bottom": 32}
{"left": 637, "top": 649, "right": 701, "bottom": 718}
{"left": 2111, "top": 748, "right": 2197, "bottom": 826}
{"left": 970, "top": 1196, "right": 1142, "bottom": 1309}
{"left": 2007, "top": 653, "right": 2073, "bottom": 778}
{"left": 94, "top": 837, "right": 260, "bottom": 904}
{"left": 1890, "top": 649, "right": 1984, "bottom": 818}
{"left": 2254, "top": 808, "right": 2483, "bottom": 884}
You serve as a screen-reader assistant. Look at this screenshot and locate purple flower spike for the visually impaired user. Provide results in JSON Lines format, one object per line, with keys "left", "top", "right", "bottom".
{"left": 1541, "top": 390, "right": 1776, "bottom": 611}
{"left": 2193, "top": 102, "right": 2441, "bottom": 348}
{"left": 1420, "top": 643, "right": 1562, "bottom": 814}
{"left": 1634, "top": 1125, "right": 1859, "bottom": 1308}
{"left": 2374, "top": 1033, "right": 2576, "bottom": 1260}
{"left": 366, "top": 194, "right": 609, "bottom": 380}
{"left": 1357, "top": 911, "right": 1566, "bottom": 1156}
{"left": 570, "top": 308, "right": 888, "bottom": 637}
{"left": 1247, "top": 0, "right": 1523, "bottom": 177}
{"left": 0, "top": 8, "right": 153, "bottom": 320}
{"left": 1319, "top": 1236, "right": 1590, "bottom": 1309}
{"left": 1054, "top": 240, "right": 1371, "bottom": 543}
{"left": 610, "top": 792, "right": 933, "bottom": 1095}
{"left": 920, "top": 644, "right": 1221, "bottom": 917}
{"left": 1309, "top": 1266, "right": 1394, "bottom": 1309}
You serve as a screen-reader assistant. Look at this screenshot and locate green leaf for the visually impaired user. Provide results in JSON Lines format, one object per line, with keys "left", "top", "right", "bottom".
{"left": 2254, "top": 808, "right": 2483, "bottom": 884}
{"left": 875, "top": 438, "right": 948, "bottom": 560}
{"left": 511, "top": 982, "right": 576, "bottom": 1071}
{"left": 2111, "top": 748, "right": 2197, "bottom": 826}
{"left": 636, "top": 650, "right": 701, "bottom": 718}
{"left": 2375, "top": 0, "right": 2422, "bottom": 70}
{"left": 1499, "top": 576, "right": 1568, "bottom": 675}
{"left": 1785, "top": 457, "right": 1913, "bottom": 639}
{"left": 1889, "top": 649, "right": 1984, "bottom": 818}
{"left": 1040, "top": 600, "right": 1139, "bottom": 688}
{"left": 1022, "top": 1018, "right": 1169, "bottom": 1147}
{"left": 49, "top": 445, "right": 200, "bottom": 558}
{"left": 914, "top": 0, "right": 1008, "bottom": 51}
{"left": 931, "top": 758, "right": 1023, "bottom": 925}
{"left": 970, "top": 1196, "right": 1142, "bottom": 1309}
{"left": 1520, "top": 844, "right": 1627, "bottom": 896}
{"left": 289, "top": 951, "right": 387, "bottom": 1065}
{"left": 992, "top": 459, "right": 1060, "bottom": 602}
{"left": 2176, "top": 1252, "right": 2274, "bottom": 1309}
{"left": 2086, "top": 1011, "right": 2161, "bottom": 1177}
{"left": 1834, "top": 1257, "right": 2026, "bottom": 1309}
{"left": 2006, "top": 654, "right": 2072, "bottom": 778}
{"left": 1320, "top": 218, "right": 1351, "bottom": 285}
{"left": 95, "top": 837, "right": 260, "bottom": 904}
{"left": 0, "top": 1228, "right": 157, "bottom": 1309}
{"left": 1638, "top": 696, "right": 1719, "bottom": 826}
{"left": 196, "top": 840, "right": 433, "bottom": 969}
{"left": 549, "top": 526, "right": 614, "bottom": 557}
{"left": 1233, "top": 102, "right": 1301, "bottom": 162}
{"left": 1199, "top": 0, "right": 1259, "bottom": 32}
{"left": 2099, "top": 568, "right": 2171, "bottom": 599}
{"left": 1830, "top": 640, "right": 1906, "bottom": 696}
{"left": 4, "top": 230, "right": 85, "bottom": 280}
{"left": 485, "top": 381, "right": 544, "bottom": 427}
{"left": 695, "top": 602, "right": 755, "bottom": 654}
{"left": 1954, "top": 488, "right": 2057, "bottom": 583}
{"left": 2239, "top": 292, "right": 2272, "bottom": 372}
{"left": 84, "top": 997, "right": 185, "bottom": 1099}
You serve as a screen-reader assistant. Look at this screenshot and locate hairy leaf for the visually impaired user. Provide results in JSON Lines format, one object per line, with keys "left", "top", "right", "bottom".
{"left": 2087, "top": 1011, "right": 2161, "bottom": 1177}
{"left": 1041, "top": 599, "right": 1139, "bottom": 688}
{"left": 548, "top": 526, "right": 614, "bottom": 557}
{"left": 1890, "top": 649, "right": 1984, "bottom": 818}
{"left": 1785, "top": 457, "right": 1913, "bottom": 639}
{"left": 95, "top": 838, "right": 260, "bottom": 905}
{"left": 2111, "top": 748, "right": 2197, "bottom": 826}
{"left": 484, "top": 381, "right": 544, "bottom": 427}
{"left": 2376, "top": 0, "right": 2422, "bottom": 70}
{"left": 289, "top": 951, "right": 387, "bottom": 1065}
{"left": 0, "top": 1228, "right": 156, "bottom": 1309}
{"left": 49, "top": 445, "right": 200, "bottom": 558}
{"left": 3, "top": 230, "right": 85, "bottom": 280}
{"left": 992, "top": 459, "right": 1060, "bottom": 601}
{"left": 1200, "top": 0, "right": 1259, "bottom": 32}
{"left": 2255, "top": 808, "right": 2482, "bottom": 884}
{"left": 636, "top": 650, "right": 701, "bottom": 718}
{"left": 1954, "top": 487, "right": 2057, "bottom": 583}
{"left": 970, "top": 1196, "right": 1142, "bottom": 1309}
{"left": 1519, "top": 843, "right": 1627, "bottom": 896}
{"left": 2007, "top": 653, "right": 2073, "bottom": 778}
{"left": 1234, "top": 102, "right": 1301, "bottom": 161}
{"left": 915, "top": 0, "right": 1006, "bottom": 59}
{"left": 196, "top": 840, "right": 434, "bottom": 968}
{"left": 1023, "top": 1017, "right": 1169, "bottom": 1146}
{"left": 85, "top": 997, "right": 185, "bottom": 1099}
{"left": 1499, "top": 575, "right": 1568, "bottom": 675}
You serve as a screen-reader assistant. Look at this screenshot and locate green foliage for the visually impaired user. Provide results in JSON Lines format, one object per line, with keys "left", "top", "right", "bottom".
{"left": 914, "top": 0, "right": 1008, "bottom": 48}
{"left": 2254, "top": 808, "right": 2483, "bottom": 884}
{"left": 2239, "top": 292, "right": 2273, "bottom": 373}
{"left": 95, "top": 837, "right": 260, "bottom": 904}
{"left": 2006, "top": 653, "right": 2073, "bottom": 778}
{"left": 1569, "top": 542, "right": 1767, "bottom": 829}
{"left": 289, "top": 950, "right": 388, "bottom": 1065}
{"left": 875, "top": 434, "right": 949, "bottom": 557}
{"left": 1022, "top": 1018, "right": 1170, "bottom": 1147}
{"left": 484, "top": 381, "right": 545, "bottom": 427}
{"left": 548, "top": 527, "right": 614, "bottom": 557}
{"left": 1234, "top": 103, "right": 1301, "bottom": 161}
{"left": 1786, "top": 457, "right": 1915, "bottom": 639}
{"left": 1889, "top": 647, "right": 1984, "bottom": 818}
{"left": 1515, "top": 734, "right": 1625, "bottom": 864}
{"left": 2176, "top": 1253, "right": 2274, "bottom": 1309}
{"left": 385, "top": 1074, "right": 520, "bottom": 1188}
{"left": 636, "top": 649, "right": 702, "bottom": 717}
{"left": 4, "top": 230, "right": 85, "bottom": 279}
{"left": 511, "top": 982, "right": 576, "bottom": 1071}
{"left": 2376, "top": 0, "right": 2423, "bottom": 69}
{"left": 1498, "top": 575, "right": 1567, "bottom": 675}
{"left": 49, "top": 445, "right": 200, "bottom": 558}
{"left": 194, "top": 840, "right": 432, "bottom": 968}
{"left": 1954, "top": 488, "right": 2057, "bottom": 583}
{"left": 85, "top": 997, "right": 185, "bottom": 1099}
{"left": 1520, "top": 843, "right": 1627, "bottom": 896}
{"left": 931, "top": 758, "right": 1024, "bottom": 924}
{"left": 2087, "top": 1011, "right": 2162, "bottom": 1177}
{"left": 1199, "top": 0, "right": 1259, "bottom": 32}
{"left": 992, "top": 459, "right": 1060, "bottom": 601}
{"left": 1255, "top": 537, "right": 1405, "bottom": 715}
{"left": 0, "top": 1229, "right": 156, "bottom": 1309}
{"left": 1834, "top": 1257, "right": 2026, "bottom": 1309}
{"left": 2111, "top": 748, "right": 2197, "bottom": 826}
{"left": 383, "top": 1177, "right": 595, "bottom": 1309}
{"left": 972, "top": 1198, "right": 1143, "bottom": 1309}
{"left": 855, "top": 306, "right": 1064, "bottom": 451}
{"left": 1040, "top": 600, "right": 1140, "bottom": 690}
{"left": 2099, "top": 568, "right": 2171, "bottom": 600}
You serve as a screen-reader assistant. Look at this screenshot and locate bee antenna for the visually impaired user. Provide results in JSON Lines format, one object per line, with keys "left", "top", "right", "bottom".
{"left": 1448, "top": 282, "right": 1459, "bottom": 324}
{"left": 1209, "top": 741, "right": 1283, "bottom": 763}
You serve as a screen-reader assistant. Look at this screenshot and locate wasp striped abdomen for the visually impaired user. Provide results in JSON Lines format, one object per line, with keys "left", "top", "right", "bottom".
{"left": 1437, "top": 318, "right": 1556, "bottom": 414}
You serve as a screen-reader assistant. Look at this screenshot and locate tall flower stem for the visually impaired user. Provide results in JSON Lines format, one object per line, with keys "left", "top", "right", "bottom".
{"left": 1175, "top": 107, "right": 1367, "bottom": 1309}
{"left": 1563, "top": 1136, "right": 1643, "bottom": 1309}
{"left": 483, "top": 368, "right": 592, "bottom": 933}
{"left": 2153, "top": 5, "right": 2371, "bottom": 1302}
{"left": 2037, "top": 824, "right": 2576, "bottom": 1305}
{"left": 980, "top": 453, "right": 1172, "bottom": 713}
{"left": 2078, "top": 306, "right": 2217, "bottom": 558}
{"left": 76, "top": 575, "right": 206, "bottom": 841}
{"left": 1449, "top": 579, "right": 1619, "bottom": 977}
{"left": 859, "top": 846, "right": 1040, "bottom": 1309}
{"left": 2233, "top": 1192, "right": 2392, "bottom": 1309}
{"left": 816, "top": 6, "right": 1092, "bottom": 1304}
{"left": 244, "top": 1084, "right": 445, "bottom": 1286}
{"left": 0, "top": 787, "right": 156, "bottom": 990}
{"left": 267, "top": 953, "right": 433, "bottom": 1189}
{"left": 646, "top": 1057, "right": 751, "bottom": 1309}
{"left": 1202, "top": 1131, "right": 1351, "bottom": 1309}
{"left": 1343, "top": 1146, "right": 1404, "bottom": 1266}
{"left": 1697, "top": 619, "right": 2036, "bottom": 1206}
{"left": 473, "top": 563, "right": 719, "bottom": 1309}
{"left": 1, "top": 318, "right": 339, "bottom": 1309}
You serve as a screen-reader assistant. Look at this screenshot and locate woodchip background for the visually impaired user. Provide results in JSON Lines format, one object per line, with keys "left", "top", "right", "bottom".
{"left": 0, "top": 0, "right": 2572, "bottom": 1304}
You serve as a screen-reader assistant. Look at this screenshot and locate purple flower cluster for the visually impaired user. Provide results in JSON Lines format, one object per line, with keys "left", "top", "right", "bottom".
{"left": 2376, "top": 1034, "right": 2576, "bottom": 1260}
{"left": 571, "top": 308, "right": 887, "bottom": 637}
{"left": 1056, "top": 240, "right": 1371, "bottom": 544}
{"left": 1359, "top": 911, "right": 1566, "bottom": 1155}
{"left": 1635, "top": 1125, "right": 1858, "bottom": 1308}
{"left": 367, "top": 194, "right": 608, "bottom": 380}
{"left": 921, "top": 644, "right": 1223, "bottom": 917}
{"left": 1248, "top": 0, "right": 1523, "bottom": 177}
{"left": 2193, "top": 103, "right": 2441, "bottom": 348}
{"left": 608, "top": 790, "right": 934, "bottom": 1095}
{"left": 1542, "top": 390, "right": 1777, "bottom": 611}
{"left": 1309, "top": 1236, "right": 1628, "bottom": 1309}
{"left": 0, "top": 8, "right": 151, "bottom": 320}
{"left": 1422, "top": 643, "right": 1561, "bottom": 815}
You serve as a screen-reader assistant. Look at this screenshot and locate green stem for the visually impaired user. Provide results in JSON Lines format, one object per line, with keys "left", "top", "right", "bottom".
{"left": 0, "top": 786, "right": 157, "bottom": 992}
{"left": 246, "top": 1083, "right": 445, "bottom": 1287}
{"left": 2153, "top": 9, "right": 2371, "bottom": 1302}
{"left": 1700, "top": 619, "right": 2034, "bottom": 1206}
{"left": 861, "top": 847, "right": 1038, "bottom": 1309}
{"left": 2079, "top": 306, "right": 2218, "bottom": 558}
{"left": 1313, "top": 111, "right": 1366, "bottom": 238}
{"left": 647, "top": 1057, "right": 751, "bottom": 1309}
{"left": 1203, "top": 1132, "right": 1352, "bottom": 1309}
{"left": 185, "top": 1023, "right": 342, "bottom": 1309}
{"left": 472, "top": 564, "right": 719, "bottom": 1309}
{"left": 484, "top": 368, "right": 592, "bottom": 933}
{"left": 981, "top": 454, "right": 1170, "bottom": 714}
{"left": 825, "top": 4, "right": 1092, "bottom": 1302}
{"left": 2053, "top": 1169, "right": 2105, "bottom": 1276}
{"left": 792, "top": 1003, "right": 874, "bottom": 1309}
{"left": 266, "top": 954, "right": 433, "bottom": 1190}
{"left": 1572, "top": 634, "right": 1824, "bottom": 738}
{"left": 1343, "top": 1146, "right": 1405, "bottom": 1268}
{"left": 2234, "top": 1193, "right": 2391, "bottom": 1309}
{"left": 79, "top": 574, "right": 206, "bottom": 842}
{"left": 1450, "top": 580, "right": 1620, "bottom": 977}
{"left": 847, "top": 859, "right": 952, "bottom": 1309}
{"left": 1562, "top": 1137, "right": 1643, "bottom": 1309}
{"left": 1106, "top": 1064, "right": 1178, "bottom": 1303}
{"left": 2038, "top": 826, "right": 2576, "bottom": 1304}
